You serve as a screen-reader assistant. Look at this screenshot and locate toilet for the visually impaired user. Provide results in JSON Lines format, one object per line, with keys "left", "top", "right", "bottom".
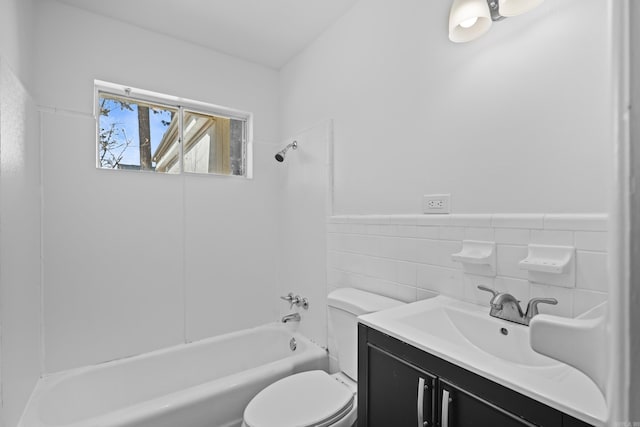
{"left": 241, "top": 288, "right": 404, "bottom": 427}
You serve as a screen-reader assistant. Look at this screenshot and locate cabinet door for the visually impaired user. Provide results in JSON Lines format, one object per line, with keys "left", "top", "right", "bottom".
{"left": 366, "top": 345, "right": 436, "bottom": 427}
{"left": 439, "top": 380, "right": 537, "bottom": 427}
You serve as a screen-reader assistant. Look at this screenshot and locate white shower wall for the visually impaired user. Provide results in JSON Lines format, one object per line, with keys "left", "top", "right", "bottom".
{"left": 276, "top": 121, "right": 333, "bottom": 348}
{"left": 35, "top": 0, "right": 282, "bottom": 373}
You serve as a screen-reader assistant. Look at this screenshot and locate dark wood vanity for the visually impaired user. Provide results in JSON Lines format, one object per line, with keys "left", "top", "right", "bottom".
{"left": 358, "top": 324, "right": 594, "bottom": 427}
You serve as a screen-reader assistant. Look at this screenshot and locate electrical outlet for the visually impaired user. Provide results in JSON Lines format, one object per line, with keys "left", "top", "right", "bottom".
{"left": 423, "top": 194, "right": 451, "bottom": 214}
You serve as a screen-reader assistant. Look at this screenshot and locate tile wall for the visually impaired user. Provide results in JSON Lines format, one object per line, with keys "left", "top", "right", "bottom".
{"left": 327, "top": 214, "right": 608, "bottom": 318}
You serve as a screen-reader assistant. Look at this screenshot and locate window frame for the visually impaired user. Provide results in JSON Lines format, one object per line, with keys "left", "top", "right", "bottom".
{"left": 94, "top": 80, "right": 253, "bottom": 178}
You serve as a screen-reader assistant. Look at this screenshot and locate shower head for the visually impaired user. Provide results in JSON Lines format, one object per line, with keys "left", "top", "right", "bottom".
{"left": 275, "top": 141, "right": 298, "bottom": 162}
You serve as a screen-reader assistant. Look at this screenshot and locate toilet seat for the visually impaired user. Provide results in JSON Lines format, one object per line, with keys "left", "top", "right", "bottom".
{"left": 243, "top": 370, "right": 355, "bottom": 427}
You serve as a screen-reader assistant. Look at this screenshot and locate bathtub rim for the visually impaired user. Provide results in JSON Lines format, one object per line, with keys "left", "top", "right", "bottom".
{"left": 19, "top": 322, "right": 327, "bottom": 427}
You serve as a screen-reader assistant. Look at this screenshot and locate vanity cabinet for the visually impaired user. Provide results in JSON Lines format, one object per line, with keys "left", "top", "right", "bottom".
{"left": 358, "top": 324, "right": 593, "bottom": 427}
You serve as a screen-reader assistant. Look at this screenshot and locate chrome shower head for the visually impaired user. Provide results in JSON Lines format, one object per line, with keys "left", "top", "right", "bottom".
{"left": 275, "top": 141, "right": 298, "bottom": 162}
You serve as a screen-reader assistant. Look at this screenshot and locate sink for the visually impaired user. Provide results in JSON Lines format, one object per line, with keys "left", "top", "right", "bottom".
{"left": 358, "top": 295, "right": 607, "bottom": 427}
{"left": 397, "top": 303, "right": 561, "bottom": 368}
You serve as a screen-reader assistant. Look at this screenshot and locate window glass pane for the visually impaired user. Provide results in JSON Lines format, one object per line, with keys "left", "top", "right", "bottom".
{"left": 182, "top": 110, "right": 245, "bottom": 176}
{"left": 98, "top": 93, "right": 179, "bottom": 173}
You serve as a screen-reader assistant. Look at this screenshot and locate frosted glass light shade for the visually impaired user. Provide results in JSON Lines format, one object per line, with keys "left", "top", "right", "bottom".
{"left": 498, "top": 0, "right": 544, "bottom": 17}
{"left": 448, "top": 0, "right": 492, "bottom": 43}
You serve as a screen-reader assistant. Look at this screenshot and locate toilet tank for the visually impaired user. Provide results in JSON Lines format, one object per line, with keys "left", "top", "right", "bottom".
{"left": 327, "top": 288, "right": 404, "bottom": 381}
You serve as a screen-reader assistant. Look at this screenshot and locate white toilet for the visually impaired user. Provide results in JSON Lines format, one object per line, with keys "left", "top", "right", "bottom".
{"left": 241, "top": 288, "right": 404, "bottom": 427}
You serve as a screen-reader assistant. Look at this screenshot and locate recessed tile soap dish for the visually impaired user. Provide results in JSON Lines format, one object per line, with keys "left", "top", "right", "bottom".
{"left": 519, "top": 245, "right": 575, "bottom": 287}
{"left": 451, "top": 240, "right": 496, "bottom": 277}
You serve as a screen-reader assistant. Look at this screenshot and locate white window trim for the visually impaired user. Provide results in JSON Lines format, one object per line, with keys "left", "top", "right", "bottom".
{"left": 94, "top": 80, "right": 253, "bottom": 179}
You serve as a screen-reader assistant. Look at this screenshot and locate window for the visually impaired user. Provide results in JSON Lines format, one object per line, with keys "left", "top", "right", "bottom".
{"left": 95, "top": 81, "right": 251, "bottom": 178}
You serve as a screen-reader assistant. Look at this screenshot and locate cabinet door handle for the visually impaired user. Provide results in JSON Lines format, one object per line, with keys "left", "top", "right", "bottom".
{"left": 441, "top": 389, "right": 451, "bottom": 427}
{"left": 417, "top": 377, "right": 428, "bottom": 427}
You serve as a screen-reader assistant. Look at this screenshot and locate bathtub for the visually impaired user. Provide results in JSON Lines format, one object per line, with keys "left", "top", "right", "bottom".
{"left": 20, "top": 323, "right": 327, "bottom": 427}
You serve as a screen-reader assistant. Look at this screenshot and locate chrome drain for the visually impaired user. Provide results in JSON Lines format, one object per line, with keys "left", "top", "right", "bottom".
{"left": 289, "top": 338, "right": 297, "bottom": 351}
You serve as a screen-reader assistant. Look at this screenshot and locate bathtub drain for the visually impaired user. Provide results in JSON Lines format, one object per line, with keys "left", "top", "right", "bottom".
{"left": 290, "top": 338, "right": 297, "bottom": 351}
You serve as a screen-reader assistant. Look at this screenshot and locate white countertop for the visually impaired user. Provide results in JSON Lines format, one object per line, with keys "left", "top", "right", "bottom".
{"left": 358, "top": 296, "right": 607, "bottom": 427}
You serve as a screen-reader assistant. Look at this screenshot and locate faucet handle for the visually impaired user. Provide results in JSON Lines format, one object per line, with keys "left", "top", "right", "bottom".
{"left": 280, "top": 292, "right": 296, "bottom": 308}
{"left": 477, "top": 285, "right": 498, "bottom": 301}
{"left": 525, "top": 297, "right": 558, "bottom": 319}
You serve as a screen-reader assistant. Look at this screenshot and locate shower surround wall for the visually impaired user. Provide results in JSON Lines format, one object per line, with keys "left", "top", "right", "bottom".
{"left": 35, "top": 0, "right": 281, "bottom": 374}
{"left": 328, "top": 214, "right": 608, "bottom": 317}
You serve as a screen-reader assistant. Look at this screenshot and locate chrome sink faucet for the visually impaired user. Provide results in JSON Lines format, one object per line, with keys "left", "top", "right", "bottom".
{"left": 478, "top": 286, "right": 558, "bottom": 326}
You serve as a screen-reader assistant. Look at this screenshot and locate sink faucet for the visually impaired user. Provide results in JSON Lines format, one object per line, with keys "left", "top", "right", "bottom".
{"left": 281, "top": 313, "right": 301, "bottom": 323}
{"left": 478, "top": 286, "right": 557, "bottom": 326}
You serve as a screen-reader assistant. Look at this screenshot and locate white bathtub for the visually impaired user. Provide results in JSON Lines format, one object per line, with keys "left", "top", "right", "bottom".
{"left": 20, "top": 323, "right": 328, "bottom": 427}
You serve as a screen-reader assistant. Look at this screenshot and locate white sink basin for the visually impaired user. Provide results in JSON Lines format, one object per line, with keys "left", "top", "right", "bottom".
{"left": 399, "top": 304, "right": 560, "bottom": 368}
{"left": 358, "top": 295, "right": 607, "bottom": 427}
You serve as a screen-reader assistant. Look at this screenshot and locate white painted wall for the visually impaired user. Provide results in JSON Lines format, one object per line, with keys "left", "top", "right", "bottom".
{"left": 0, "top": 62, "right": 41, "bottom": 427}
{"left": 0, "top": 0, "right": 41, "bottom": 425}
{"left": 0, "top": 0, "right": 35, "bottom": 90}
{"left": 35, "top": 0, "right": 282, "bottom": 373}
{"left": 628, "top": 0, "right": 640, "bottom": 420}
{"left": 276, "top": 121, "right": 332, "bottom": 348}
{"left": 280, "top": 0, "right": 613, "bottom": 215}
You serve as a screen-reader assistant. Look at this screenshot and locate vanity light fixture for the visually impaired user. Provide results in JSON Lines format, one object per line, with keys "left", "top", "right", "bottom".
{"left": 448, "top": 0, "right": 543, "bottom": 43}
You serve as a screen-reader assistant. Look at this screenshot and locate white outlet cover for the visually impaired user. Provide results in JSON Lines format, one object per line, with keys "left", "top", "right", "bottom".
{"left": 423, "top": 194, "right": 451, "bottom": 214}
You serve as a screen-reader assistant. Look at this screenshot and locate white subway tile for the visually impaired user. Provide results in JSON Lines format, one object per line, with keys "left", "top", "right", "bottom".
{"left": 350, "top": 224, "right": 368, "bottom": 235}
{"left": 416, "top": 239, "right": 461, "bottom": 267}
{"left": 355, "top": 277, "right": 416, "bottom": 303}
{"left": 327, "top": 223, "right": 340, "bottom": 233}
{"left": 416, "top": 215, "right": 451, "bottom": 226}
{"left": 463, "top": 275, "right": 494, "bottom": 307}
{"left": 352, "top": 215, "right": 390, "bottom": 225}
{"left": 573, "top": 290, "right": 607, "bottom": 317}
{"left": 530, "top": 230, "right": 574, "bottom": 246}
{"left": 496, "top": 245, "right": 529, "bottom": 279}
{"left": 388, "top": 215, "right": 420, "bottom": 225}
{"left": 377, "top": 225, "right": 397, "bottom": 236}
{"left": 576, "top": 251, "right": 609, "bottom": 292}
{"left": 327, "top": 233, "right": 345, "bottom": 251}
{"left": 416, "top": 264, "right": 462, "bottom": 294}
{"left": 328, "top": 216, "right": 349, "bottom": 224}
{"left": 491, "top": 214, "right": 544, "bottom": 229}
{"left": 450, "top": 214, "right": 493, "bottom": 227}
{"left": 543, "top": 214, "right": 608, "bottom": 231}
{"left": 398, "top": 237, "right": 420, "bottom": 262}
{"left": 464, "top": 227, "right": 495, "bottom": 241}
{"left": 494, "top": 228, "right": 530, "bottom": 245}
{"left": 366, "top": 224, "right": 386, "bottom": 235}
{"left": 417, "top": 289, "right": 439, "bottom": 301}
{"left": 397, "top": 262, "right": 418, "bottom": 286}
{"left": 396, "top": 225, "right": 418, "bottom": 238}
{"left": 574, "top": 231, "right": 608, "bottom": 252}
{"left": 327, "top": 251, "right": 339, "bottom": 269}
{"left": 439, "top": 226, "right": 465, "bottom": 241}
{"left": 529, "top": 284, "right": 574, "bottom": 317}
{"left": 365, "top": 257, "right": 397, "bottom": 282}
{"left": 416, "top": 226, "right": 439, "bottom": 239}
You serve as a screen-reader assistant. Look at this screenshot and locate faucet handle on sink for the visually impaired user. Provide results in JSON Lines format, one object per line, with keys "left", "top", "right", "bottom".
{"left": 477, "top": 285, "right": 498, "bottom": 301}
{"left": 525, "top": 297, "right": 558, "bottom": 320}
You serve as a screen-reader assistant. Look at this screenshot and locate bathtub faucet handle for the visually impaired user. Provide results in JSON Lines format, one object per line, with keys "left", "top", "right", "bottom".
{"left": 280, "top": 292, "right": 297, "bottom": 308}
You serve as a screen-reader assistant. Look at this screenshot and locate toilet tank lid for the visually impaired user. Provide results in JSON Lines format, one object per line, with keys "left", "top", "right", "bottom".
{"left": 327, "top": 288, "right": 405, "bottom": 316}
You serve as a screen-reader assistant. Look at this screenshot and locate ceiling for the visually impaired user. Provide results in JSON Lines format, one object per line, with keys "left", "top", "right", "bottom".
{"left": 53, "top": 0, "right": 360, "bottom": 69}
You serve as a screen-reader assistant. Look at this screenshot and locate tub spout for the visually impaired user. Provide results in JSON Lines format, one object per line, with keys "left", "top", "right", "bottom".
{"left": 281, "top": 313, "right": 301, "bottom": 323}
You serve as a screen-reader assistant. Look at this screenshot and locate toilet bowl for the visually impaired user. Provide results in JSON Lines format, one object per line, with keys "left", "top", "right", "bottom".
{"left": 241, "top": 288, "right": 404, "bottom": 427}
{"left": 242, "top": 371, "right": 357, "bottom": 427}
